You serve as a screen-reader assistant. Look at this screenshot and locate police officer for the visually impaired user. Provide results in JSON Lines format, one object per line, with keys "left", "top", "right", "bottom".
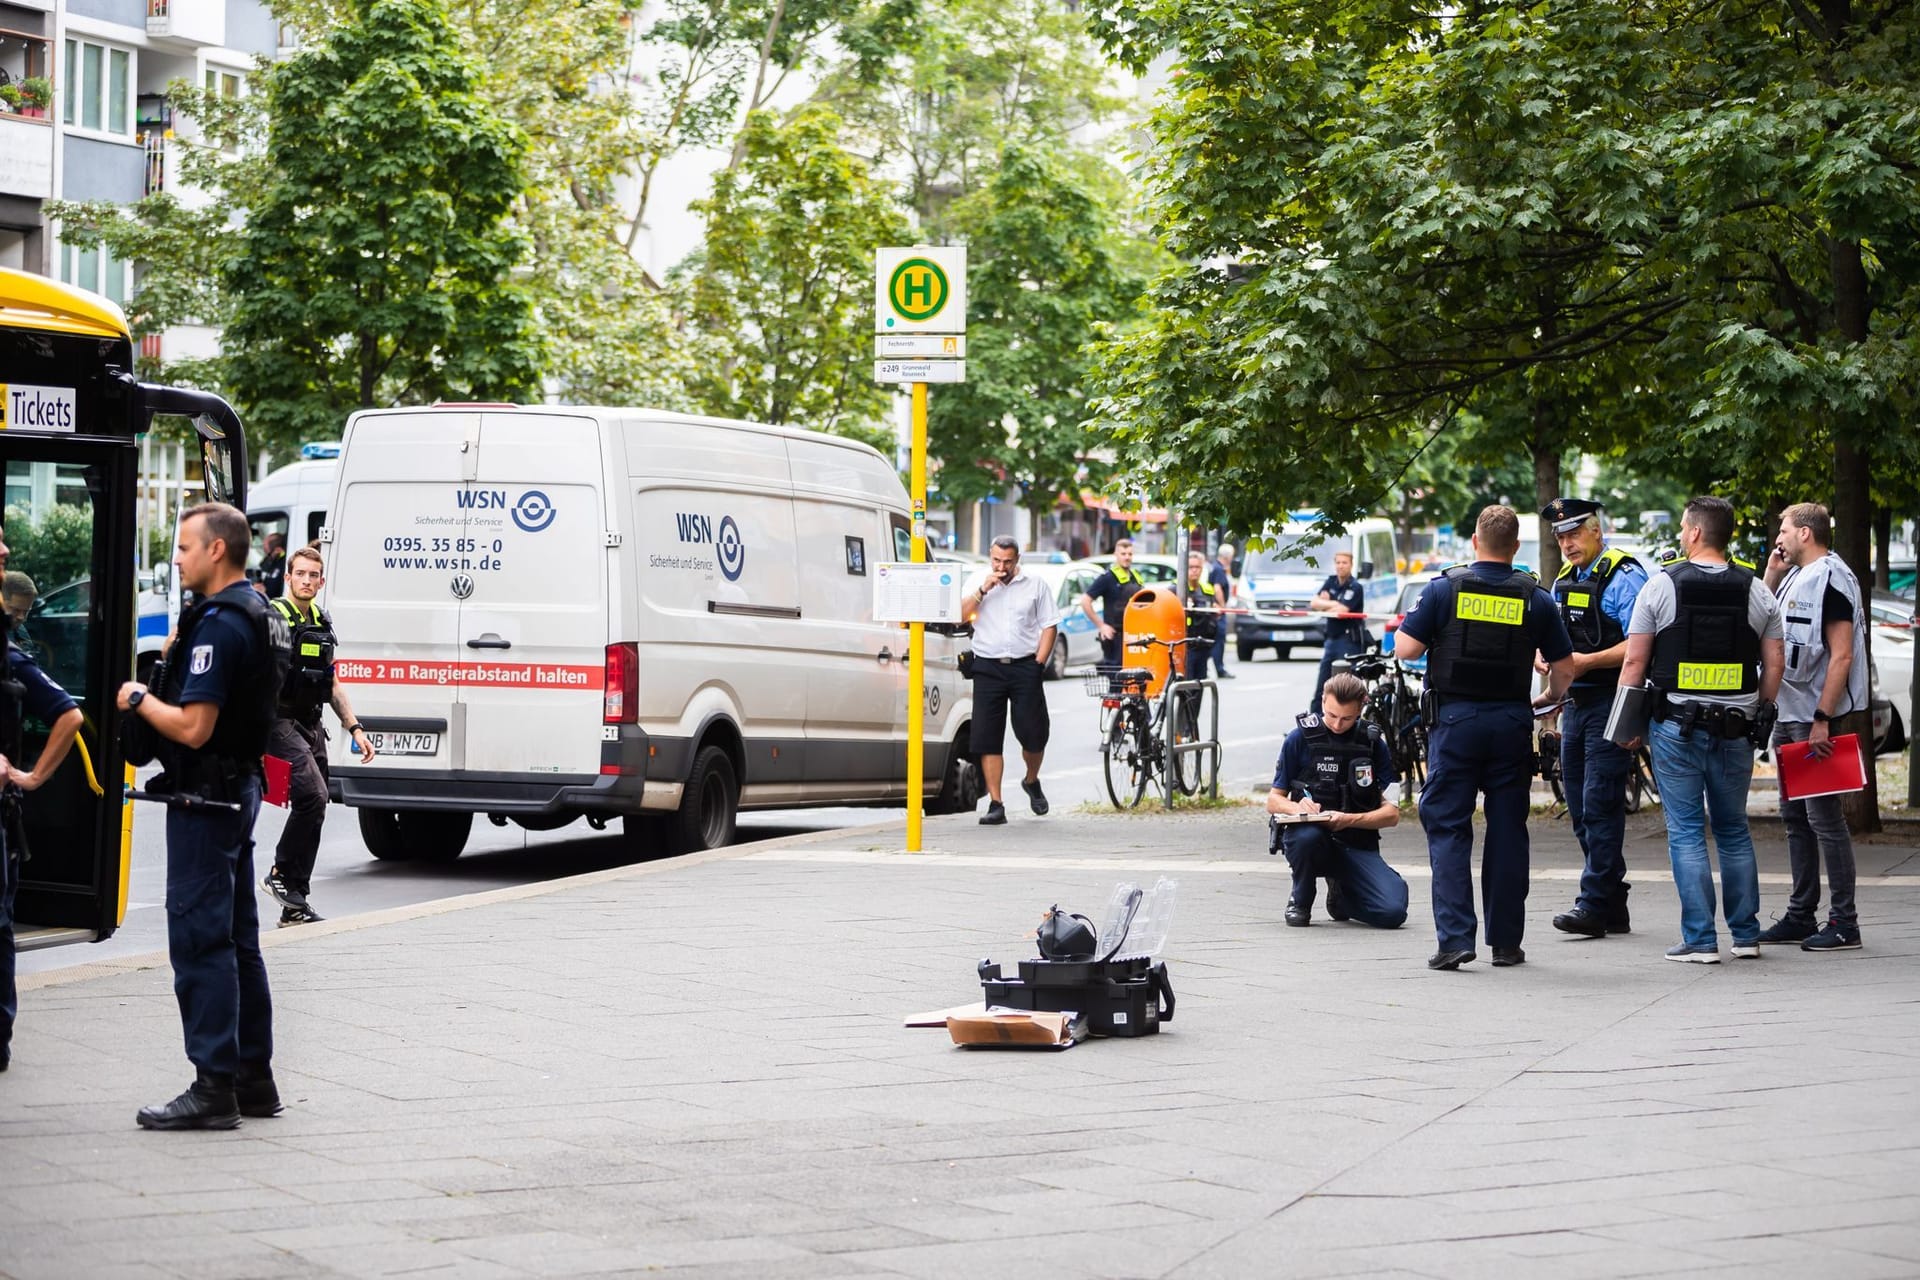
{"left": 1267, "top": 672, "right": 1408, "bottom": 929}
{"left": 1182, "top": 551, "right": 1221, "bottom": 681}
{"left": 117, "top": 503, "right": 289, "bottom": 1128}
{"left": 1079, "top": 537, "right": 1145, "bottom": 669}
{"left": 0, "top": 522, "right": 84, "bottom": 1074}
{"left": 1620, "top": 496, "right": 1783, "bottom": 963}
{"left": 262, "top": 544, "right": 375, "bottom": 928}
{"left": 1392, "top": 505, "right": 1575, "bottom": 971}
{"left": 1307, "top": 550, "right": 1370, "bottom": 715}
{"left": 1537, "top": 498, "right": 1648, "bottom": 940}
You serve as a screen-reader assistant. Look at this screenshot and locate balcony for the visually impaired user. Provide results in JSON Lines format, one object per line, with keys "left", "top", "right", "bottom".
{"left": 145, "top": 0, "right": 224, "bottom": 49}
{"left": 0, "top": 112, "right": 54, "bottom": 199}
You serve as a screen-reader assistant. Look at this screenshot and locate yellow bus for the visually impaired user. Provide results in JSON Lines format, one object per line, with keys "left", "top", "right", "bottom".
{"left": 2, "top": 267, "right": 248, "bottom": 949}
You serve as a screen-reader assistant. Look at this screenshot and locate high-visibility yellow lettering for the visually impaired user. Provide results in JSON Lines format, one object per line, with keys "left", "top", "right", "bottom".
{"left": 1456, "top": 592, "right": 1525, "bottom": 626}
{"left": 1677, "top": 662, "right": 1742, "bottom": 691}
{"left": 1566, "top": 591, "right": 1592, "bottom": 609}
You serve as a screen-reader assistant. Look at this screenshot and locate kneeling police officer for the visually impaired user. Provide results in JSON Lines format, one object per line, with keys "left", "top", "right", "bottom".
{"left": 118, "top": 503, "right": 290, "bottom": 1130}
{"left": 1267, "top": 671, "right": 1409, "bottom": 929}
{"left": 262, "top": 544, "right": 375, "bottom": 928}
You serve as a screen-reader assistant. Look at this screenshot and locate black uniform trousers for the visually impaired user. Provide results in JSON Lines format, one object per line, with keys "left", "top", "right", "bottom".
{"left": 269, "top": 717, "right": 331, "bottom": 895}
{"left": 166, "top": 776, "right": 273, "bottom": 1076}
{"left": 1420, "top": 698, "right": 1534, "bottom": 952}
{"left": 1, "top": 830, "right": 15, "bottom": 1058}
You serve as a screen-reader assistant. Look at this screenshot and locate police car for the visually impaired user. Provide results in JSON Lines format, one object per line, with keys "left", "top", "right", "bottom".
{"left": 1235, "top": 518, "right": 1400, "bottom": 661}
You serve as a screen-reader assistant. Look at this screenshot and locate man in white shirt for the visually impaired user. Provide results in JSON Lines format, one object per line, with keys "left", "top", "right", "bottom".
{"left": 962, "top": 537, "right": 1057, "bottom": 825}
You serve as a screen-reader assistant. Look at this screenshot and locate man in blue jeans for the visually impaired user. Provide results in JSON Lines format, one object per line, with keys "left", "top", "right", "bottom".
{"left": 1620, "top": 496, "right": 1783, "bottom": 963}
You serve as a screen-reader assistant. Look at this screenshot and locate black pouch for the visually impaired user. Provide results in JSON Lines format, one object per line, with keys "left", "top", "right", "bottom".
{"left": 957, "top": 650, "right": 976, "bottom": 680}
{"left": 1036, "top": 905, "right": 1097, "bottom": 961}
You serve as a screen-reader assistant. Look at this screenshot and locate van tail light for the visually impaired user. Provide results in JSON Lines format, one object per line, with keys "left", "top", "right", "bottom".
{"left": 604, "top": 642, "right": 638, "bottom": 724}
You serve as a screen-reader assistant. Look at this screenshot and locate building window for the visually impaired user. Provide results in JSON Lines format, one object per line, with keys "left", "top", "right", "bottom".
{"left": 61, "top": 242, "right": 131, "bottom": 305}
{"left": 62, "top": 38, "right": 134, "bottom": 137}
{"left": 203, "top": 66, "right": 244, "bottom": 98}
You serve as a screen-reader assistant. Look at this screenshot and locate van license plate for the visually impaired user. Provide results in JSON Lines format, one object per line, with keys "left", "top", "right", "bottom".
{"left": 367, "top": 732, "right": 438, "bottom": 756}
{"left": 1277, "top": 630, "right": 1307, "bottom": 641}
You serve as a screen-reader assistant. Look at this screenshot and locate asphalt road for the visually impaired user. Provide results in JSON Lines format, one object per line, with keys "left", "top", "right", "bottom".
{"left": 20, "top": 649, "right": 1324, "bottom": 976}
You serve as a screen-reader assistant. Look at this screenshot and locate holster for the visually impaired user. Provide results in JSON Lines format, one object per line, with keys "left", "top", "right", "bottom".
{"left": 170, "top": 754, "right": 260, "bottom": 805}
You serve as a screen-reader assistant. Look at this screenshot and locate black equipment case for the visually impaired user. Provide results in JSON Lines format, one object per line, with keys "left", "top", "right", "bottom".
{"left": 977, "top": 955, "right": 1174, "bottom": 1038}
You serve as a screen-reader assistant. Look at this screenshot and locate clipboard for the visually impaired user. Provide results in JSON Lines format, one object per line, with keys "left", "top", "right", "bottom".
{"left": 1604, "top": 683, "right": 1652, "bottom": 747}
{"left": 1776, "top": 734, "right": 1866, "bottom": 801}
{"left": 1268, "top": 812, "right": 1335, "bottom": 826}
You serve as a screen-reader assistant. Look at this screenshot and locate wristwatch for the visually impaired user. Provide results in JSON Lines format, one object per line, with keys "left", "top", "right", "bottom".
{"left": 346, "top": 722, "right": 365, "bottom": 735}
{"left": 127, "top": 688, "right": 146, "bottom": 711}
{"left": 1812, "top": 709, "right": 1832, "bottom": 723}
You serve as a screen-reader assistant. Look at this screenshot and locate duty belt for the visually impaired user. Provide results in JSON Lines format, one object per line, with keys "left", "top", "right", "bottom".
{"left": 1653, "top": 699, "right": 1752, "bottom": 740}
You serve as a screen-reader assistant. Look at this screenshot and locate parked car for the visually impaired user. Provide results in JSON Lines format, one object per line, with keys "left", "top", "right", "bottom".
{"left": 1869, "top": 592, "right": 1914, "bottom": 753}
{"left": 1036, "top": 556, "right": 1182, "bottom": 679}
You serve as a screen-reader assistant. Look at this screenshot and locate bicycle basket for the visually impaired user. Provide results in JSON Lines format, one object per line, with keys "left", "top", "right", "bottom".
{"left": 1083, "top": 668, "right": 1152, "bottom": 698}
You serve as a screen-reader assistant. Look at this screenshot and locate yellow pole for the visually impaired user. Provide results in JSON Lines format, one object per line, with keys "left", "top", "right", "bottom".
{"left": 908, "top": 381, "right": 929, "bottom": 853}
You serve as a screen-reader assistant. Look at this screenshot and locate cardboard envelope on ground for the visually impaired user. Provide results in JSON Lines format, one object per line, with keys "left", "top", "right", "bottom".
{"left": 945, "top": 1009, "right": 1081, "bottom": 1049}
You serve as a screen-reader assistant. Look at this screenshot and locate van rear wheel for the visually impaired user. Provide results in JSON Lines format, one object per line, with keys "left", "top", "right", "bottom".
{"left": 359, "top": 808, "right": 408, "bottom": 860}
{"left": 928, "top": 735, "right": 982, "bottom": 815}
{"left": 670, "top": 746, "right": 738, "bottom": 853}
{"left": 360, "top": 809, "right": 473, "bottom": 862}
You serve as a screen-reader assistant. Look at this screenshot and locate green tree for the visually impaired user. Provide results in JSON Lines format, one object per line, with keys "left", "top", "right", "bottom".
{"left": 927, "top": 147, "right": 1155, "bottom": 520}
{"left": 219, "top": 0, "right": 542, "bottom": 450}
{"left": 685, "top": 106, "right": 908, "bottom": 441}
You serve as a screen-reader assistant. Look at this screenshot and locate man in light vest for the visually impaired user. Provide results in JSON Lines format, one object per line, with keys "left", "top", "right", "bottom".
{"left": 1759, "top": 502, "right": 1869, "bottom": 952}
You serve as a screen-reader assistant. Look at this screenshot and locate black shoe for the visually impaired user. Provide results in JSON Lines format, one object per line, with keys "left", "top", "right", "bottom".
{"left": 137, "top": 1071, "right": 241, "bottom": 1131}
{"left": 1, "top": 1043, "right": 9, "bottom": 1072}
{"left": 1427, "top": 949, "right": 1476, "bottom": 971}
{"left": 262, "top": 869, "right": 308, "bottom": 912}
{"left": 235, "top": 1066, "right": 283, "bottom": 1118}
{"left": 1491, "top": 946, "right": 1526, "bottom": 967}
{"left": 1758, "top": 915, "right": 1817, "bottom": 944}
{"left": 1801, "top": 920, "right": 1862, "bottom": 951}
{"left": 1324, "top": 879, "right": 1350, "bottom": 922}
{"left": 1021, "top": 778, "right": 1050, "bottom": 816}
{"left": 1605, "top": 911, "right": 1631, "bottom": 935}
{"left": 1217, "top": 671, "right": 1236, "bottom": 680}
{"left": 1284, "top": 901, "right": 1311, "bottom": 927}
{"left": 278, "top": 904, "right": 325, "bottom": 928}
{"left": 1552, "top": 907, "right": 1608, "bottom": 938}
{"left": 979, "top": 802, "right": 1007, "bottom": 826}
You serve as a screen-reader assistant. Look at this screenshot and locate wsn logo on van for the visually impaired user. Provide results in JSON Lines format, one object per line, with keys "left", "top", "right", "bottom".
{"left": 675, "top": 512, "right": 747, "bottom": 582}
{"left": 512, "top": 490, "right": 556, "bottom": 533}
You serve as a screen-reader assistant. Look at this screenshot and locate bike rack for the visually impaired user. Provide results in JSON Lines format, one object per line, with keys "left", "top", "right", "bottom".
{"left": 1161, "top": 678, "right": 1223, "bottom": 809}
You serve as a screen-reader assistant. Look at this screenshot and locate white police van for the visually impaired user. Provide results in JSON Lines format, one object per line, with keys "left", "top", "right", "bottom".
{"left": 321, "top": 405, "right": 979, "bottom": 860}
{"left": 1235, "top": 516, "right": 1401, "bottom": 661}
{"left": 246, "top": 445, "right": 341, "bottom": 556}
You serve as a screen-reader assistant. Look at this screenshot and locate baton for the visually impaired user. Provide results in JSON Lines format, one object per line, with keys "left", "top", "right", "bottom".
{"left": 126, "top": 787, "right": 243, "bottom": 813}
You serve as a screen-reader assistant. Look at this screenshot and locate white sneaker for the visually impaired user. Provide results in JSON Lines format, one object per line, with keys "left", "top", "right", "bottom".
{"left": 1731, "top": 940, "right": 1761, "bottom": 959}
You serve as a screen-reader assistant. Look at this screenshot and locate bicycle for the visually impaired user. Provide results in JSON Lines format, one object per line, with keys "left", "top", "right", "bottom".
{"left": 1087, "top": 644, "right": 1213, "bottom": 808}
{"left": 1539, "top": 723, "right": 1658, "bottom": 816}
{"left": 1342, "top": 650, "right": 1428, "bottom": 790}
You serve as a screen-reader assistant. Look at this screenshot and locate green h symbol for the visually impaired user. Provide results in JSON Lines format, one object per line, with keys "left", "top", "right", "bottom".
{"left": 903, "top": 270, "right": 933, "bottom": 307}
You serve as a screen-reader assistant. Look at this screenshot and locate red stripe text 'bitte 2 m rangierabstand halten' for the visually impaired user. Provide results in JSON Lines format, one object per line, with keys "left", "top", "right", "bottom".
{"left": 335, "top": 660, "right": 604, "bottom": 688}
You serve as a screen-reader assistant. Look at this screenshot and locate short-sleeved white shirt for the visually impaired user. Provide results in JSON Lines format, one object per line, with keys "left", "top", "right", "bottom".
{"left": 965, "top": 568, "right": 1056, "bottom": 659}
{"left": 1628, "top": 559, "right": 1782, "bottom": 709}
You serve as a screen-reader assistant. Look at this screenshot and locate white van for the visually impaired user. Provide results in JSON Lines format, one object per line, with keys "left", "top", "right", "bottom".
{"left": 247, "top": 456, "right": 338, "bottom": 554}
{"left": 321, "top": 406, "right": 979, "bottom": 860}
{"left": 1235, "top": 517, "right": 1401, "bottom": 661}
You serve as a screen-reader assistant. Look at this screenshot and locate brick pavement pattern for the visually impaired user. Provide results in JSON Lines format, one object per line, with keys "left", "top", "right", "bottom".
{"left": 5, "top": 808, "right": 1920, "bottom": 1279}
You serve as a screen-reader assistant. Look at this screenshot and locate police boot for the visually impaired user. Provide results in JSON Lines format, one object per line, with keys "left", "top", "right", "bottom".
{"left": 235, "top": 1064, "right": 284, "bottom": 1118}
{"left": 136, "top": 1070, "right": 242, "bottom": 1131}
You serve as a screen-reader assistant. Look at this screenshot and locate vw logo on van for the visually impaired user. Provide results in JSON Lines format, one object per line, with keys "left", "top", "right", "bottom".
{"left": 450, "top": 573, "right": 475, "bottom": 600}
{"left": 715, "top": 515, "right": 746, "bottom": 581}
{"left": 512, "top": 489, "right": 556, "bottom": 533}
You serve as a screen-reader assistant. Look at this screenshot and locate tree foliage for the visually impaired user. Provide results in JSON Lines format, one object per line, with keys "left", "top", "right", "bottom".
{"left": 219, "top": 0, "right": 542, "bottom": 448}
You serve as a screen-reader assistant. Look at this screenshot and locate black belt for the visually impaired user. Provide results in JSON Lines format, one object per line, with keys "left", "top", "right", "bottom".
{"left": 982, "top": 654, "right": 1036, "bottom": 664}
{"left": 1651, "top": 700, "right": 1753, "bottom": 739}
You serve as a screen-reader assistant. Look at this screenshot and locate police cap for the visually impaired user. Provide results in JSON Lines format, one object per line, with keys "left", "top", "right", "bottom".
{"left": 1541, "top": 496, "right": 1602, "bottom": 535}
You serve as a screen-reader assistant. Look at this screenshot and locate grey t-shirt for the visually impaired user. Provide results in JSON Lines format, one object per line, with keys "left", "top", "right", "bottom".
{"left": 1628, "top": 561, "right": 1782, "bottom": 710}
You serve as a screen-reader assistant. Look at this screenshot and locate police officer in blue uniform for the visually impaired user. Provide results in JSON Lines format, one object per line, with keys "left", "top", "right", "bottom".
{"left": 1183, "top": 551, "right": 1222, "bottom": 681}
{"left": 118, "top": 503, "right": 289, "bottom": 1128}
{"left": 0, "top": 521, "right": 85, "bottom": 1074}
{"left": 1538, "top": 498, "right": 1648, "bottom": 939}
{"left": 1392, "top": 506, "right": 1576, "bottom": 970}
{"left": 1307, "top": 551, "right": 1370, "bottom": 715}
{"left": 1079, "top": 537, "right": 1146, "bottom": 669}
{"left": 1267, "top": 671, "right": 1409, "bottom": 929}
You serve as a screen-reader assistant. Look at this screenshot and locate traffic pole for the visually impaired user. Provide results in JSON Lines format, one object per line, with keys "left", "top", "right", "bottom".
{"left": 907, "top": 380, "right": 928, "bottom": 853}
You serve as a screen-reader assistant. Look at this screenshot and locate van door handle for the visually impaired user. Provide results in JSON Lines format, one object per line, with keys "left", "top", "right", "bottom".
{"left": 877, "top": 648, "right": 894, "bottom": 664}
{"left": 466, "top": 636, "right": 512, "bottom": 650}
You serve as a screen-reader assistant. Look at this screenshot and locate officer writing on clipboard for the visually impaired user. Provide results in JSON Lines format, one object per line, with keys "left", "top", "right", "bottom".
{"left": 0, "top": 522, "right": 85, "bottom": 1074}
{"left": 118, "top": 503, "right": 290, "bottom": 1129}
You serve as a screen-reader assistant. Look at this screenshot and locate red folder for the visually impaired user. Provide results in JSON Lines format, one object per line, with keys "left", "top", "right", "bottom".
{"left": 1776, "top": 733, "right": 1866, "bottom": 801}
{"left": 261, "top": 754, "right": 292, "bottom": 808}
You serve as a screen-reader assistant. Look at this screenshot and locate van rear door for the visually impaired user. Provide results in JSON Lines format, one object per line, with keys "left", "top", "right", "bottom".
{"left": 456, "top": 412, "right": 608, "bottom": 778}
{"left": 328, "top": 412, "right": 480, "bottom": 774}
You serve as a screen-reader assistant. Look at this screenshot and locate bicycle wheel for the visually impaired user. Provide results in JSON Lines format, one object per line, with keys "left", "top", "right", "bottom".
{"left": 1399, "top": 724, "right": 1428, "bottom": 790}
{"left": 1169, "top": 692, "right": 1207, "bottom": 795}
{"left": 1104, "top": 704, "right": 1150, "bottom": 808}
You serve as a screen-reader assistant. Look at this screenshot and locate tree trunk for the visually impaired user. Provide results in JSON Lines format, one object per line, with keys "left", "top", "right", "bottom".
{"left": 1830, "top": 234, "right": 1879, "bottom": 832}
{"left": 1873, "top": 505, "right": 1891, "bottom": 591}
{"left": 1531, "top": 418, "right": 1561, "bottom": 585}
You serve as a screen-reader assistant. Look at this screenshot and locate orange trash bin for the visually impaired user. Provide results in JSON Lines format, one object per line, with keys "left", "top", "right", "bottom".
{"left": 1122, "top": 587, "right": 1188, "bottom": 699}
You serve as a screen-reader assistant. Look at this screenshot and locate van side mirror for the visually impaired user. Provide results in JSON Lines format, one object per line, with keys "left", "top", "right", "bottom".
{"left": 1359, "top": 560, "right": 1376, "bottom": 580}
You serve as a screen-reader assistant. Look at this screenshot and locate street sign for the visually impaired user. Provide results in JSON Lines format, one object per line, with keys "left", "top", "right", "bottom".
{"left": 876, "top": 334, "right": 966, "bottom": 358}
{"left": 875, "top": 247, "right": 967, "bottom": 334}
{"left": 875, "top": 360, "right": 966, "bottom": 384}
{"left": 873, "top": 562, "right": 964, "bottom": 624}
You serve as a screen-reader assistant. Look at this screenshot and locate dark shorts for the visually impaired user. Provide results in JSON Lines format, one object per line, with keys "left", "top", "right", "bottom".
{"left": 970, "top": 656, "right": 1050, "bottom": 756}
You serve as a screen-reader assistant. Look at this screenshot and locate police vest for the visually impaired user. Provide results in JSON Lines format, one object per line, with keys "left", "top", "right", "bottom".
{"left": 1293, "top": 712, "right": 1385, "bottom": 851}
{"left": 1185, "top": 580, "right": 1219, "bottom": 640}
{"left": 1099, "top": 566, "right": 1143, "bottom": 627}
{"left": 1552, "top": 547, "right": 1641, "bottom": 691}
{"left": 158, "top": 584, "right": 291, "bottom": 768}
{"left": 271, "top": 596, "right": 338, "bottom": 721}
{"left": 1423, "top": 565, "right": 1539, "bottom": 702}
{"left": 1649, "top": 561, "right": 1761, "bottom": 699}
{"left": 1775, "top": 552, "right": 1870, "bottom": 723}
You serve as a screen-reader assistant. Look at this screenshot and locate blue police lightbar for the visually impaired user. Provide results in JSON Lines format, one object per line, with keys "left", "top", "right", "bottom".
{"left": 300, "top": 441, "right": 343, "bottom": 459}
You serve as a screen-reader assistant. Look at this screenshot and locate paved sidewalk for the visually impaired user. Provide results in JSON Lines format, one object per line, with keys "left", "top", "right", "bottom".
{"left": 6, "top": 803, "right": 1920, "bottom": 1279}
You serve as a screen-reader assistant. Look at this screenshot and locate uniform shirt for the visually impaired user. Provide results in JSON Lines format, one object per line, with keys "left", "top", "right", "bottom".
{"left": 964, "top": 569, "right": 1056, "bottom": 660}
{"left": 1272, "top": 725, "right": 1401, "bottom": 807}
{"left": 1317, "top": 574, "right": 1367, "bottom": 643}
{"left": 1567, "top": 551, "right": 1649, "bottom": 689}
{"left": 1628, "top": 561, "right": 1782, "bottom": 711}
{"left": 6, "top": 642, "right": 79, "bottom": 728}
{"left": 1207, "top": 562, "right": 1235, "bottom": 601}
{"left": 1084, "top": 566, "right": 1144, "bottom": 628}
{"left": 174, "top": 582, "right": 263, "bottom": 710}
{"left": 1397, "top": 562, "right": 1573, "bottom": 664}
